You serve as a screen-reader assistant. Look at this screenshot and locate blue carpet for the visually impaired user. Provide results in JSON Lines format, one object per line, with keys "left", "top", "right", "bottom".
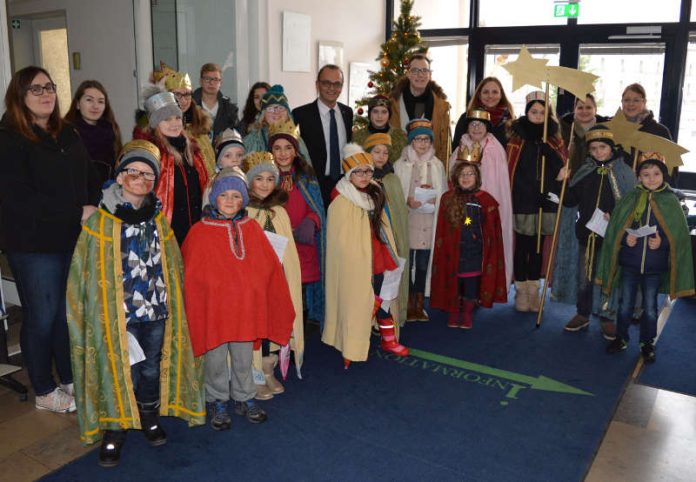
{"left": 44, "top": 299, "right": 639, "bottom": 482}
{"left": 637, "top": 298, "right": 696, "bottom": 396}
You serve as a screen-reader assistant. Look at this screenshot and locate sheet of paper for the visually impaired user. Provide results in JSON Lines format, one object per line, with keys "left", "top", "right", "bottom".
{"left": 127, "top": 331, "right": 146, "bottom": 366}
{"left": 585, "top": 208, "right": 608, "bottom": 237}
{"left": 546, "top": 192, "right": 560, "bottom": 204}
{"left": 379, "top": 257, "right": 406, "bottom": 304}
{"left": 626, "top": 224, "right": 657, "bottom": 238}
{"left": 414, "top": 187, "right": 437, "bottom": 214}
{"left": 265, "top": 231, "right": 289, "bottom": 263}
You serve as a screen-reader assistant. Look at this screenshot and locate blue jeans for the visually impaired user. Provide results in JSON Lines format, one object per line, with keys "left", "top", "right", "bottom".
{"left": 409, "top": 249, "right": 430, "bottom": 294}
{"left": 127, "top": 319, "right": 164, "bottom": 408}
{"left": 7, "top": 252, "right": 73, "bottom": 396}
{"left": 617, "top": 268, "right": 662, "bottom": 344}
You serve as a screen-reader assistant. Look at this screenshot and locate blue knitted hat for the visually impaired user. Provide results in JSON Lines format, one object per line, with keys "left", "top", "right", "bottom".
{"left": 209, "top": 167, "right": 249, "bottom": 210}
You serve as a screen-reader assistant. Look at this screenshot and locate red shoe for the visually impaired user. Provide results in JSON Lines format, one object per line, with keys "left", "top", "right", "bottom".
{"left": 343, "top": 358, "right": 351, "bottom": 369}
{"left": 447, "top": 311, "right": 459, "bottom": 328}
{"left": 460, "top": 300, "right": 475, "bottom": 330}
{"left": 378, "top": 317, "right": 409, "bottom": 356}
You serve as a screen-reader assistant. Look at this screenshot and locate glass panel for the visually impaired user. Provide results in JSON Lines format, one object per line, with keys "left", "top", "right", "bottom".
{"left": 38, "top": 29, "right": 71, "bottom": 116}
{"left": 677, "top": 37, "right": 696, "bottom": 172}
{"left": 394, "top": 0, "right": 469, "bottom": 29}
{"left": 479, "top": 0, "right": 566, "bottom": 27}
{"left": 151, "top": 0, "right": 178, "bottom": 69}
{"left": 483, "top": 45, "right": 560, "bottom": 117}
{"left": 578, "top": 0, "right": 680, "bottom": 24}
{"left": 426, "top": 39, "right": 469, "bottom": 127}
{"left": 693, "top": 2, "right": 696, "bottom": 21}
{"left": 578, "top": 44, "right": 665, "bottom": 120}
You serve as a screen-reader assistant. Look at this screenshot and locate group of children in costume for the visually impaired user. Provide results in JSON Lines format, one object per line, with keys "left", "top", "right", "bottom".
{"left": 65, "top": 83, "right": 694, "bottom": 468}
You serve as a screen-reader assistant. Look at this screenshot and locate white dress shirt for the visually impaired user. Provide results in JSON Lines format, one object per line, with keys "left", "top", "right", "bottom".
{"left": 317, "top": 99, "right": 347, "bottom": 176}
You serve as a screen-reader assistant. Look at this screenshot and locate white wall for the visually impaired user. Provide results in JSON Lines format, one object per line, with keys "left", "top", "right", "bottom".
{"left": 265, "top": 0, "right": 385, "bottom": 110}
{"left": 8, "top": 0, "right": 138, "bottom": 138}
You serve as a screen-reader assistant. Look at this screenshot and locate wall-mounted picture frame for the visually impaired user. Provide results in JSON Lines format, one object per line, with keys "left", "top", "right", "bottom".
{"left": 318, "top": 40, "right": 343, "bottom": 70}
{"left": 282, "top": 11, "right": 311, "bottom": 72}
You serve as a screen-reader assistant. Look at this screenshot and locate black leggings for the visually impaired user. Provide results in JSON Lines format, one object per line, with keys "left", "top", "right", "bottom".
{"left": 458, "top": 277, "right": 480, "bottom": 301}
{"left": 514, "top": 233, "right": 544, "bottom": 281}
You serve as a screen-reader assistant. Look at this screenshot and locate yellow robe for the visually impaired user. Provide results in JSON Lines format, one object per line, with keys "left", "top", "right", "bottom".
{"left": 322, "top": 194, "right": 398, "bottom": 362}
{"left": 247, "top": 205, "right": 304, "bottom": 376}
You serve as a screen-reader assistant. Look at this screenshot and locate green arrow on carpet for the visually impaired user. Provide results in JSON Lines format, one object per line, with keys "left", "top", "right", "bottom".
{"left": 408, "top": 348, "right": 593, "bottom": 396}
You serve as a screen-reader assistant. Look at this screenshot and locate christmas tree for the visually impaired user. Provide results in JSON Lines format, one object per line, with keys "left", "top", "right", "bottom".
{"left": 353, "top": 0, "right": 428, "bottom": 128}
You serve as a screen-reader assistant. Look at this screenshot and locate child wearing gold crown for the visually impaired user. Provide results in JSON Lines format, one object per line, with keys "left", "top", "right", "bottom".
{"left": 323, "top": 144, "right": 409, "bottom": 367}
{"left": 430, "top": 161, "right": 507, "bottom": 329}
{"left": 394, "top": 118, "right": 447, "bottom": 322}
{"left": 450, "top": 109, "right": 513, "bottom": 289}
{"left": 242, "top": 151, "right": 304, "bottom": 400}
{"left": 561, "top": 126, "right": 635, "bottom": 337}
{"left": 506, "top": 91, "right": 569, "bottom": 312}
{"left": 67, "top": 140, "right": 205, "bottom": 467}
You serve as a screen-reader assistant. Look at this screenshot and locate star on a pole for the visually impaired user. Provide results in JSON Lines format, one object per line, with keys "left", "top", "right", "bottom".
{"left": 603, "top": 109, "right": 642, "bottom": 149}
{"left": 501, "top": 47, "right": 549, "bottom": 92}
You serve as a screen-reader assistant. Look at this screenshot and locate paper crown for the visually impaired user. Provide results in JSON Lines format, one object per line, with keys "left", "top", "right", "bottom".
{"left": 363, "top": 133, "right": 392, "bottom": 151}
{"left": 118, "top": 139, "right": 161, "bottom": 164}
{"left": 525, "top": 91, "right": 546, "bottom": 104}
{"left": 144, "top": 91, "right": 179, "bottom": 116}
{"left": 456, "top": 144, "right": 481, "bottom": 163}
{"left": 215, "top": 128, "right": 244, "bottom": 150}
{"left": 368, "top": 95, "right": 391, "bottom": 109}
{"left": 466, "top": 109, "right": 491, "bottom": 122}
{"left": 406, "top": 118, "right": 433, "bottom": 133}
{"left": 342, "top": 143, "right": 374, "bottom": 173}
{"left": 243, "top": 151, "right": 276, "bottom": 172}
{"left": 268, "top": 119, "right": 299, "bottom": 140}
{"left": 153, "top": 61, "right": 192, "bottom": 91}
{"left": 585, "top": 129, "right": 614, "bottom": 143}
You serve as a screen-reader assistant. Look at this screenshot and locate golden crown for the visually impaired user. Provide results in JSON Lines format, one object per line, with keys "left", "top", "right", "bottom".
{"left": 342, "top": 152, "right": 374, "bottom": 173}
{"left": 407, "top": 118, "right": 433, "bottom": 132}
{"left": 456, "top": 145, "right": 481, "bottom": 163}
{"left": 363, "top": 133, "right": 392, "bottom": 151}
{"left": 118, "top": 139, "right": 161, "bottom": 164}
{"left": 243, "top": 151, "right": 276, "bottom": 173}
{"left": 153, "top": 61, "right": 192, "bottom": 91}
{"left": 268, "top": 119, "right": 299, "bottom": 140}
{"left": 585, "top": 129, "right": 614, "bottom": 143}
{"left": 467, "top": 109, "right": 491, "bottom": 122}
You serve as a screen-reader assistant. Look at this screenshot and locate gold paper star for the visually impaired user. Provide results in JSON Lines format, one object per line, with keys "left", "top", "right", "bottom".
{"left": 464, "top": 216, "right": 472, "bottom": 226}
{"left": 603, "top": 109, "right": 642, "bottom": 149}
{"left": 546, "top": 66, "right": 599, "bottom": 100}
{"left": 501, "top": 47, "right": 548, "bottom": 92}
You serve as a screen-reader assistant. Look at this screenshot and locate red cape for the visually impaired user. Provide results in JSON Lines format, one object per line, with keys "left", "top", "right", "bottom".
{"left": 182, "top": 216, "right": 295, "bottom": 356}
{"left": 430, "top": 190, "right": 507, "bottom": 311}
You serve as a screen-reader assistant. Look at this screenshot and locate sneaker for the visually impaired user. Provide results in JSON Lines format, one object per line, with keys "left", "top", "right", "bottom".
{"left": 35, "top": 387, "right": 76, "bottom": 413}
{"left": 564, "top": 314, "right": 590, "bottom": 332}
{"left": 641, "top": 343, "right": 656, "bottom": 364}
{"left": 60, "top": 383, "right": 74, "bottom": 397}
{"left": 209, "top": 400, "right": 231, "bottom": 431}
{"left": 606, "top": 338, "right": 628, "bottom": 354}
{"left": 234, "top": 400, "right": 267, "bottom": 424}
{"left": 600, "top": 318, "right": 617, "bottom": 341}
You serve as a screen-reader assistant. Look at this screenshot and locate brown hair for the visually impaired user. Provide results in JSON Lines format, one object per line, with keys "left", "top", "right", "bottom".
{"left": 241, "top": 82, "right": 271, "bottom": 128}
{"left": 574, "top": 93, "right": 596, "bottom": 108}
{"left": 316, "top": 64, "right": 344, "bottom": 82}
{"left": 147, "top": 126, "right": 196, "bottom": 166}
{"left": 185, "top": 100, "right": 212, "bottom": 137}
{"left": 467, "top": 76, "right": 515, "bottom": 118}
{"left": 622, "top": 83, "right": 646, "bottom": 100}
{"left": 199, "top": 63, "right": 222, "bottom": 78}
{"left": 3, "top": 66, "right": 63, "bottom": 141}
{"left": 64, "top": 80, "right": 123, "bottom": 157}
{"left": 446, "top": 162, "right": 481, "bottom": 228}
{"left": 408, "top": 53, "right": 431, "bottom": 67}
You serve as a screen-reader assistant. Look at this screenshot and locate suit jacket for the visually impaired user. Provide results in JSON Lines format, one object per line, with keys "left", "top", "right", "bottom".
{"left": 192, "top": 88, "right": 239, "bottom": 139}
{"left": 293, "top": 99, "right": 353, "bottom": 206}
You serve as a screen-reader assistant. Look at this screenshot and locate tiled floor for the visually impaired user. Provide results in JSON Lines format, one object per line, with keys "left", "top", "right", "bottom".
{"left": 1, "top": 304, "right": 696, "bottom": 481}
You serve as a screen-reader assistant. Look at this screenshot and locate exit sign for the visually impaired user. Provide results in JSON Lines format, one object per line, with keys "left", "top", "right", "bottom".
{"left": 554, "top": 3, "right": 579, "bottom": 18}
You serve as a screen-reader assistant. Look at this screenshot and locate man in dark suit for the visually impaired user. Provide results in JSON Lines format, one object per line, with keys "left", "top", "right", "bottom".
{"left": 293, "top": 64, "right": 353, "bottom": 206}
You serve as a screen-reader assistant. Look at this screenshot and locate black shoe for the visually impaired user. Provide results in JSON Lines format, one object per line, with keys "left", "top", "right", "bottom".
{"left": 98, "top": 430, "right": 126, "bottom": 468}
{"left": 208, "top": 400, "right": 232, "bottom": 431}
{"left": 606, "top": 338, "right": 627, "bottom": 354}
{"left": 641, "top": 343, "right": 656, "bottom": 364}
{"left": 234, "top": 400, "right": 268, "bottom": 424}
{"left": 139, "top": 406, "right": 167, "bottom": 447}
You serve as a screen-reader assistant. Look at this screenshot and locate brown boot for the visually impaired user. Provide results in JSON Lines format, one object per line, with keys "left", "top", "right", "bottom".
{"left": 262, "top": 354, "right": 284, "bottom": 394}
{"left": 406, "top": 293, "right": 418, "bottom": 322}
{"left": 514, "top": 281, "right": 529, "bottom": 312}
{"left": 414, "top": 293, "right": 429, "bottom": 321}
{"left": 254, "top": 383, "right": 274, "bottom": 401}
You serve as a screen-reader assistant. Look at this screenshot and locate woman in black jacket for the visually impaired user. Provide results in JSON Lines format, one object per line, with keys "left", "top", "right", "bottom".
{"left": 620, "top": 83, "right": 672, "bottom": 165}
{"left": 0, "top": 66, "right": 96, "bottom": 413}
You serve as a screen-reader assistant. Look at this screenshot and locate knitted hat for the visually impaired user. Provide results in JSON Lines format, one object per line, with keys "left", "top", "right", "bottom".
{"left": 463, "top": 109, "right": 492, "bottom": 132}
{"left": 525, "top": 90, "right": 546, "bottom": 115}
{"left": 342, "top": 143, "right": 374, "bottom": 176}
{"left": 368, "top": 94, "right": 392, "bottom": 118}
{"left": 268, "top": 119, "right": 300, "bottom": 152}
{"left": 363, "top": 132, "right": 392, "bottom": 152}
{"left": 143, "top": 87, "right": 182, "bottom": 129}
{"left": 215, "top": 128, "right": 245, "bottom": 166}
{"left": 115, "top": 139, "right": 161, "bottom": 184}
{"left": 152, "top": 61, "right": 192, "bottom": 91}
{"left": 261, "top": 84, "right": 290, "bottom": 113}
{"left": 637, "top": 158, "right": 670, "bottom": 181}
{"left": 209, "top": 167, "right": 249, "bottom": 210}
{"left": 406, "top": 118, "right": 434, "bottom": 143}
{"left": 243, "top": 151, "right": 280, "bottom": 186}
{"left": 585, "top": 125, "right": 615, "bottom": 148}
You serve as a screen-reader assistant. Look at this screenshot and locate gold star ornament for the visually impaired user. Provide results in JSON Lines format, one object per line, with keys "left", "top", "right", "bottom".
{"left": 501, "top": 47, "right": 548, "bottom": 92}
{"left": 464, "top": 216, "right": 472, "bottom": 226}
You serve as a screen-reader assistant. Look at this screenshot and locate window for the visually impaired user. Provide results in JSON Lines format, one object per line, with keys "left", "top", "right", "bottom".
{"left": 394, "top": 0, "right": 469, "bottom": 29}
{"left": 577, "top": 0, "right": 681, "bottom": 24}
{"left": 426, "top": 38, "right": 469, "bottom": 125}
{"left": 677, "top": 37, "right": 696, "bottom": 172}
{"left": 479, "top": 0, "right": 566, "bottom": 28}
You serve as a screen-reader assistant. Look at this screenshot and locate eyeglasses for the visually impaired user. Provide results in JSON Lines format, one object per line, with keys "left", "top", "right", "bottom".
{"left": 318, "top": 80, "right": 343, "bottom": 89}
{"left": 459, "top": 172, "right": 476, "bottom": 178}
{"left": 351, "top": 169, "right": 374, "bottom": 177}
{"left": 124, "top": 168, "right": 156, "bottom": 181}
{"left": 27, "top": 83, "right": 57, "bottom": 96}
{"left": 173, "top": 92, "right": 192, "bottom": 99}
{"left": 265, "top": 105, "right": 286, "bottom": 114}
{"left": 413, "top": 136, "right": 432, "bottom": 144}
{"left": 202, "top": 76, "right": 222, "bottom": 83}
{"left": 409, "top": 68, "right": 432, "bottom": 76}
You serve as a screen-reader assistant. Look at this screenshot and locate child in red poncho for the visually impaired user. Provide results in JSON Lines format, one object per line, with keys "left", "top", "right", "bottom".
{"left": 182, "top": 167, "right": 294, "bottom": 430}
{"left": 430, "top": 161, "right": 507, "bottom": 329}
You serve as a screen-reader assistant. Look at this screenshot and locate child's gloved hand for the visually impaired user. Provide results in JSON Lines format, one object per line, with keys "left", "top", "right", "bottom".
{"left": 648, "top": 231, "right": 661, "bottom": 250}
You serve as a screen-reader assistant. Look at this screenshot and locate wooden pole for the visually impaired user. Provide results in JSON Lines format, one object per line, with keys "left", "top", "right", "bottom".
{"left": 632, "top": 149, "right": 639, "bottom": 172}
{"left": 537, "top": 82, "right": 550, "bottom": 254}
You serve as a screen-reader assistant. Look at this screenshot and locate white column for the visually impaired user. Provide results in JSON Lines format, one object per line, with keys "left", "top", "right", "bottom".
{"left": 0, "top": 0, "right": 13, "bottom": 114}
{"left": 133, "top": 0, "right": 154, "bottom": 106}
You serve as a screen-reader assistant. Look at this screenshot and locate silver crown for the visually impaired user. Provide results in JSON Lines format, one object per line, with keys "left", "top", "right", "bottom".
{"left": 144, "top": 91, "right": 178, "bottom": 115}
